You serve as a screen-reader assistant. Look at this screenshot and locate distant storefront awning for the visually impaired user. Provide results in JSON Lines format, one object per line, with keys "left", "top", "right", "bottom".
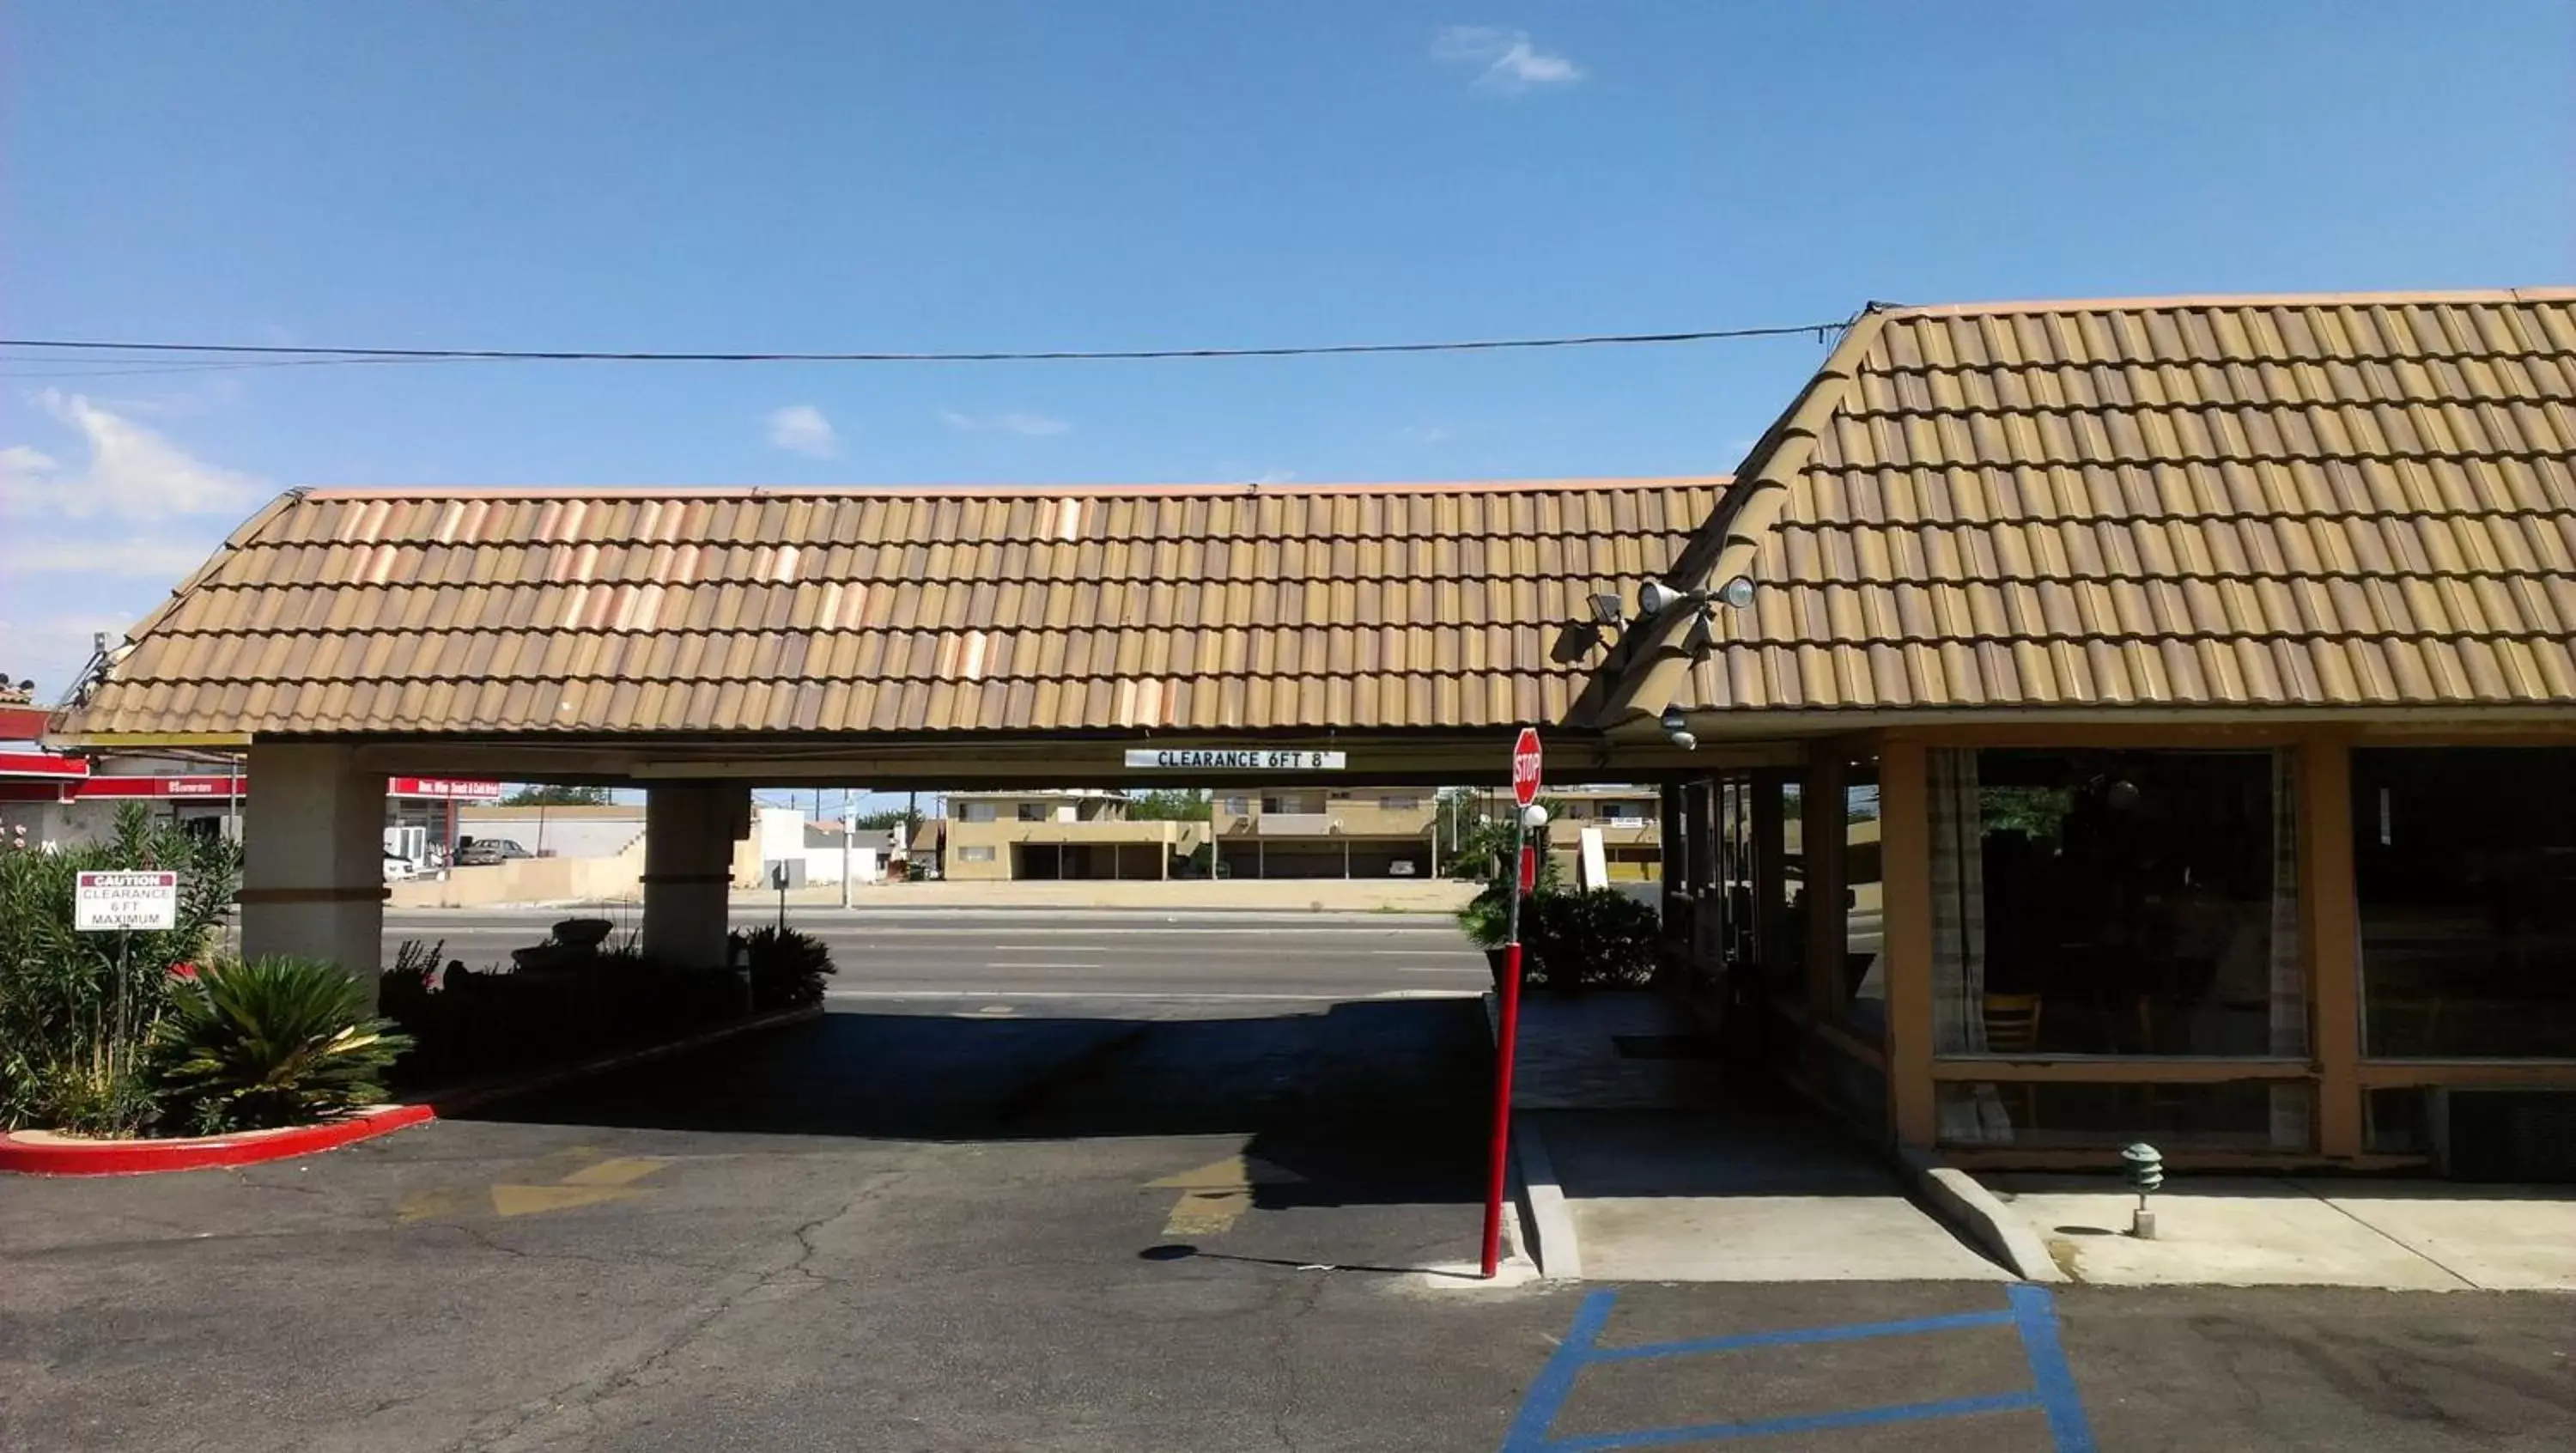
{"left": 0, "top": 771, "right": 501, "bottom": 805}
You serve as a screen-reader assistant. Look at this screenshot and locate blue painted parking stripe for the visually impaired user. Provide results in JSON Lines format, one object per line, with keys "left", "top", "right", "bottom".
{"left": 1542, "top": 1391, "right": 2044, "bottom": 1450}
{"left": 1498, "top": 1289, "right": 1619, "bottom": 1451}
{"left": 2008, "top": 1284, "right": 2098, "bottom": 1453}
{"left": 1588, "top": 1308, "right": 2015, "bottom": 1363}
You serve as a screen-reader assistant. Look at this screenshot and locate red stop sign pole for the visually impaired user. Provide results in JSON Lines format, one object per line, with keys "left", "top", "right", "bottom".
{"left": 1481, "top": 726, "right": 1544, "bottom": 1277}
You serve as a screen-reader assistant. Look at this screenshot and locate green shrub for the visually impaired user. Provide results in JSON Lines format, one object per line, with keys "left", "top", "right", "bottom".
{"left": 155, "top": 957, "right": 410, "bottom": 1133}
{"left": 0, "top": 805, "right": 240, "bottom": 1134}
{"left": 1523, "top": 888, "right": 1661, "bottom": 991}
{"left": 730, "top": 925, "right": 835, "bottom": 1010}
{"left": 1455, "top": 849, "right": 1564, "bottom": 949}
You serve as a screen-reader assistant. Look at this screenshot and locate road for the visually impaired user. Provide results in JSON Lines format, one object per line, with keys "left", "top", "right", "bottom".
{"left": 385, "top": 906, "right": 1495, "bottom": 1002}
{"left": 4, "top": 911, "right": 2572, "bottom": 1451}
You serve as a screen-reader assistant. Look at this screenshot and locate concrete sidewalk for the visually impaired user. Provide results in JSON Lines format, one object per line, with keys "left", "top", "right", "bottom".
{"left": 1501, "top": 990, "right": 2008, "bottom": 1282}
{"left": 1985, "top": 1174, "right": 2576, "bottom": 1291}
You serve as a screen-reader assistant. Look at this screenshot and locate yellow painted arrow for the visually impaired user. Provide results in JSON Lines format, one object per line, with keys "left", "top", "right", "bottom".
{"left": 396, "top": 1152, "right": 671, "bottom": 1223}
{"left": 1149, "top": 1154, "right": 1305, "bottom": 1237}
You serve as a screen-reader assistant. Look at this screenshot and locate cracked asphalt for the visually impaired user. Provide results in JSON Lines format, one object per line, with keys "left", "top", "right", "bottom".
{"left": 5, "top": 980, "right": 2574, "bottom": 1450}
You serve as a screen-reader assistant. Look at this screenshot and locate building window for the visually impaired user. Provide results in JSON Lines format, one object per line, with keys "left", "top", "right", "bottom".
{"left": 1263, "top": 793, "right": 1321, "bottom": 814}
{"left": 959, "top": 845, "right": 995, "bottom": 862}
{"left": 1929, "top": 749, "right": 2298, "bottom": 1059}
{"left": 957, "top": 801, "right": 998, "bottom": 823}
{"left": 1223, "top": 796, "right": 1249, "bottom": 815}
{"left": 1380, "top": 794, "right": 1419, "bottom": 811}
{"left": 2354, "top": 747, "right": 2576, "bottom": 1060}
{"left": 1601, "top": 801, "right": 1643, "bottom": 821}
{"left": 1016, "top": 803, "right": 1049, "bottom": 822}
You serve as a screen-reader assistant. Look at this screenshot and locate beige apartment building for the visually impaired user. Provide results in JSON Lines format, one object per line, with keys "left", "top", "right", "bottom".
{"left": 940, "top": 790, "right": 1208, "bottom": 881}
{"left": 1211, "top": 787, "right": 1437, "bottom": 879}
{"left": 1545, "top": 786, "right": 1664, "bottom": 883}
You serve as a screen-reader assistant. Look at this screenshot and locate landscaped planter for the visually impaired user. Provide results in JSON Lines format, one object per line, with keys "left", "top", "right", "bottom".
{"left": 0, "top": 1000, "right": 824, "bottom": 1176}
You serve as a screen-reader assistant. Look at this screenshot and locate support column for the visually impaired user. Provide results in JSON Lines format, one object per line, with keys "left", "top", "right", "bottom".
{"left": 240, "top": 743, "right": 387, "bottom": 991}
{"left": 1879, "top": 739, "right": 1936, "bottom": 1150}
{"left": 1802, "top": 746, "right": 1848, "bottom": 1030}
{"left": 1751, "top": 769, "right": 1788, "bottom": 979}
{"left": 2297, "top": 733, "right": 2363, "bottom": 1158}
{"left": 643, "top": 782, "right": 748, "bottom": 970}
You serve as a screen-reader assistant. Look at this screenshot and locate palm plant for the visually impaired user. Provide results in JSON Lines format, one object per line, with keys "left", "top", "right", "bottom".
{"left": 154, "top": 957, "right": 410, "bottom": 1133}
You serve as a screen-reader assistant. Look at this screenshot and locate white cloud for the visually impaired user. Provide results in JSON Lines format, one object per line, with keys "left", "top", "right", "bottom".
{"left": 939, "top": 410, "right": 1072, "bottom": 436}
{"left": 1, "top": 390, "right": 267, "bottom": 521}
{"left": 0, "top": 535, "right": 222, "bottom": 578}
{"left": 765, "top": 404, "right": 841, "bottom": 459}
{"left": 1432, "top": 26, "right": 1583, "bottom": 93}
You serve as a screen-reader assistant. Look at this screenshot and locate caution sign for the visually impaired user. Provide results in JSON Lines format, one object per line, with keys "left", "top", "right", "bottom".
{"left": 75, "top": 871, "right": 179, "bottom": 932}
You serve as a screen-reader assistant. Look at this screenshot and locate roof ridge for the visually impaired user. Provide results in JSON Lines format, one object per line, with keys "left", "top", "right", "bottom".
{"left": 295, "top": 477, "right": 1729, "bottom": 502}
{"left": 1869, "top": 285, "right": 2576, "bottom": 321}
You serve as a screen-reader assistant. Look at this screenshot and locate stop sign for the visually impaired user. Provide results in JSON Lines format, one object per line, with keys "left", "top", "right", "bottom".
{"left": 1511, "top": 726, "right": 1543, "bottom": 807}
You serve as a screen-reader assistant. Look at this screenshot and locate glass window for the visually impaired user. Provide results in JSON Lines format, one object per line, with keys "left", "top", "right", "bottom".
{"left": 2355, "top": 748, "right": 2576, "bottom": 1060}
{"left": 1016, "top": 803, "right": 1049, "bottom": 822}
{"left": 1222, "top": 796, "right": 1249, "bottom": 815}
{"left": 1601, "top": 801, "right": 1643, "bottom": 821}
{"left": 1928, "top": 748, "right": 2300, "bottom": 1061}
{"left": 1938, "top": 1079, "right": 2312, "bottom": 1151}
{"left": 957, "top": 801, "right": 998, "bottom": 824}
{"left": 1380, "top": 794, "right": 1419, "bottom": 811}
{"left": 1263, "top": 793, "right": 1321, "bottom": 814}
{"left": 958, "top": 845, "right": 995, "bottom": 862}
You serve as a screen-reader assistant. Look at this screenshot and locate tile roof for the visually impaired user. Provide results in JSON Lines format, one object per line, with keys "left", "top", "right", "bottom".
{"left": 63, "top": 478, "right": 1726, "bottom": 739}
{"left": 1607, "top": 287, "right": 2576, "bottom": 719}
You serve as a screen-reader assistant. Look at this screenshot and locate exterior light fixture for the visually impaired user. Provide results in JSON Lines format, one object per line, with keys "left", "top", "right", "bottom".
{"left": 1659, "top": 706, "right": 1697, "bottom": 751}
{"left": 1521, "top": 804, "right": 1550, "bottom": 831}
{"left": 1637, "top": 575, "right": 1758, "bottom": 618}
{"left": 1589, "top": 593, "right": 1625, "bottom": 627}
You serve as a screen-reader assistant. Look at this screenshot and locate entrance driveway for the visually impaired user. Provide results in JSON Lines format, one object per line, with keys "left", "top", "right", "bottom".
{"left": 6, "top": 915, "right": 2573, "bottom": 1450}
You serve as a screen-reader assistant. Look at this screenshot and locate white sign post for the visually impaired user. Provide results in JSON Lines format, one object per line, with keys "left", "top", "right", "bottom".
{"left": 1121, "top": 749, "right": 1347, "bottom": 771}
{"left": 75, "top": 871, "right": 179, "bottom": 932}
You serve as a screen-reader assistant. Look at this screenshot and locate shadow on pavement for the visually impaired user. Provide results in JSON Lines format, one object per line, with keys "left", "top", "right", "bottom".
{"left": 453, "top": 997, "right": 1495, "bottom": 1211}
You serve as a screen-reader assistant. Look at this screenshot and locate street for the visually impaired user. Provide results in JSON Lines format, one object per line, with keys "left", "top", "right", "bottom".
{"left": 383, "top": 906, "right": 1496, "bottom": 1004}
{"left": 3, "top": 910, "right": 2572, "bottom": 1451}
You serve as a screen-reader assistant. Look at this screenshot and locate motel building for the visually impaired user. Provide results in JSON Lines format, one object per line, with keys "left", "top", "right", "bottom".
{"left": 33, "top": 288, "right": 2576, "bottom": 1178}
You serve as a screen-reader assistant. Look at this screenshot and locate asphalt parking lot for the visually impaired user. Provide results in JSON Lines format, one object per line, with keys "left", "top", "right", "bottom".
{"left": 5, "top": 912, "right": 2573, "bottom": 1451}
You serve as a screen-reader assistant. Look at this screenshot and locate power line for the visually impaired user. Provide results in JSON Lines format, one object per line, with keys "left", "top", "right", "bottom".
{"left": 0, "top": 319, "right": 1849, "bottom": 368}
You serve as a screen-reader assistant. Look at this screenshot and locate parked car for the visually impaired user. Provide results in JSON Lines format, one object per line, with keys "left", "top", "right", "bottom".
{"left": 383, "top": 851, "right": 422, "bottom": 882}
{"left": 454, "top": 838, "right": 533, "bottom": 867}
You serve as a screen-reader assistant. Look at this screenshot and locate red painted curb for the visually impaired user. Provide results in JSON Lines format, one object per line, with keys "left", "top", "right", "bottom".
{"left": 0, "top": 1002, "right": 823, "bottom": 1177}
{"left": 0, "top": 1103, "right": 437, "bottom": 1176}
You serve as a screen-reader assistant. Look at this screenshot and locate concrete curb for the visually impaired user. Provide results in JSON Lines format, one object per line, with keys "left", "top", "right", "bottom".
{"left": 1898, "top": 1146, "right": 2068, "bottom": 1283}
{"left": 0, "top": 1103, "right": 438, "bottom": 1176}
{"left": 1481, "top": 989, "right": 1583, "bottom": 1280}
{"left": 0, "top": 1001, "right": 824, "bottom": 1177}
{"left": 1511, "top": 1116, "right": 1583, "bottom": 1280}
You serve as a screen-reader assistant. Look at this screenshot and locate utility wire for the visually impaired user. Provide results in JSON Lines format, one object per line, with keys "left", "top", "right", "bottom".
{"left": 0, "top": 319, "right": 1848, "bottom": 368}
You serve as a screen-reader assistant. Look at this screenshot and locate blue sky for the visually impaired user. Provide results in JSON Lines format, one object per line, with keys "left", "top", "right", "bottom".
{"left": 4, "top": 0, "right": 2573, "bottom": 703}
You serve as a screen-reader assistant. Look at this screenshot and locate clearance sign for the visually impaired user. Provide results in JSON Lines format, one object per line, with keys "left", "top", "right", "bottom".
{"left": 1121, "top": 749, "right": 1347, "bottom": 771}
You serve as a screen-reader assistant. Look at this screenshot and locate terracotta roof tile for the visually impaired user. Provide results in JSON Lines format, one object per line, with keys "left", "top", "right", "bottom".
{"left": 1649, "top": 288, "right": 2576, "bottom": 714}
{"left": 66, "top": 477, "right": 1724, "bottom": 739}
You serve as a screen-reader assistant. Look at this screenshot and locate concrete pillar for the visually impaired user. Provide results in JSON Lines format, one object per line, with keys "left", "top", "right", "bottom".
{"left": 240, "top": 743, "right": 387, "bottom": 989}
{"left": 643, "top": 782, "right": 749, "bottom": 970}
